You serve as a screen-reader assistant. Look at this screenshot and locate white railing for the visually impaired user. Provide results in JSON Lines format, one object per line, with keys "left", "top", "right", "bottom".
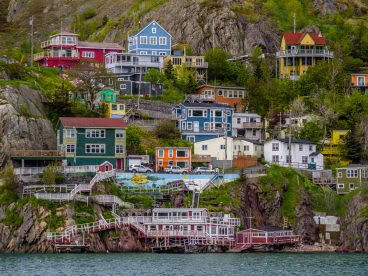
{"left": 23, "top": 184, "right": 77, "bottom": 196}
{"left": 271, "top": 161, "right": 324, "bottom": 170}
{"left": 14, "top": 165, "right": 98, "bottom": 176}
{"left": 94, "top": 195, "right": 134, "bottom": 209}
{"left": 276, "top": 49, "right": 333, "bottom": 58}
{"left": 35, "top": 193, "right": 74, "bottom": 201}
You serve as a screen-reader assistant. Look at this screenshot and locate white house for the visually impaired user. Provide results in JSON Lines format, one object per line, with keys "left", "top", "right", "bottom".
{"left": 194, "top": 137, "right": 234, "bottom": 161}
{"left": 232, "top": 112, "right": 264, "bottom": 141}
{"left": 264, "top": 138, "right": 324, "bottom": 170}
{"left": 233, "top": 138, "right": 264, "bottom": 158}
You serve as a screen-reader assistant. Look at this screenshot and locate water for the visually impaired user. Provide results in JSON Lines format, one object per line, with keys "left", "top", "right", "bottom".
{"left": 0, "top": 253, "right": 367, "bottom": 275}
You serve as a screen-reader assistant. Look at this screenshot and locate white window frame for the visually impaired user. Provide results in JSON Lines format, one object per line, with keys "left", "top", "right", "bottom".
{"left": 82, "top": 51, "right": 94, "bottom": 58}
{"left": 202, "top": 145, "right": 208, "bottom": 151}
{"left": 176, "top": 149, "right": 188, "bottom": 158}
{"left": 337, "top": 171, "right": 343, "bottom": 178}
{"left": 272, "top": 143, "right": 279, "bottom": 151}
{"left": 115, "top": 145, "right": 124, "bottom": 154}
{"left": 159, "top": 37, "right": 167, "bottom": 45}
{"left": 338, "top": 184, "right": 344, "bottom": 189}
{"left": 152, "top": 27, "right": 157, "bottom": 34}
{"left": 85, "top": 144, "right": 105, "bottom": 154}
{"left": 349, "top": 183, "right": 355, "bottom": 190}
{"left": 158, "top": 149, "right": 164, "bottom": 158}
{"left": 115, "top": 129, "right": 124, "bottom": 138}
{"left": 169, "top": 149, "right": 173, "bottom": 158}
{"left": 204, "top": 122, "right": 210, "bottom": 130}
{"left": 120, "top": 84, "right": 127, "bottom": 90}
{"left": 140, "top": 36, "right": 148, "bottom": 44}
{"left": 272, "top": 155, "right": 279, "bottom": 162}
{"left": 66, "top": 144, "right": 75, "bottom": 153}
{"left": 187, "top": 136, "right": 195, "bottom": 143}
{"left": 149, "top": 36, "right": 157, "bottom": 45}
{"left": 140, "top": 51, "right": 148, "bottom": 55}
{"left": 86, "top": 129, "right": 106, "bottom": 138}
{"left": 65, "top": 128, "right": 76, "bottom": 138}
{"left": 302, "top": 156, "right": 308, "bottom": 164}
{"left": 187, "top": 122, "right": 193, "bottom": 130}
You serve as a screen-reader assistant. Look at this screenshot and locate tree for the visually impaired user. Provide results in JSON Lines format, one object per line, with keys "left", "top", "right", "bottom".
{"left": 154, "top": 120, "right": 180, "bottom": 140}
{"left": 205, "top": 48, "right": 236, "bottom": 82}
{"left": 144, "top": 69, "right": 167, "bottom": 84}
{"left": 68, "top": 60, "right": 117, "bottom": 108}
{"left": 126, "top": 126, "right": 143, "bottom": 155}
{"left": 0, "top": 166, "right": 16, "bottom": 192}
{"left": 344, "top": 128, "right": 362, "bottom": 163}
{"left": 41, "top": 164, "right": 57, "bottom": 185}
{"left": 296, "top": 121, "right": 324, "bottom": 144}
{"left": 164, "top": 60, "right": 176, "bottom": 81}
{"left": 174, "top": 65, "right": 198, "bottom": 94}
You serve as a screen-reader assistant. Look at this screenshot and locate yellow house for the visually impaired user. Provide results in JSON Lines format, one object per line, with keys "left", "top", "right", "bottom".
{"left": 103, "top": 102, "right": 126, "bottom": 118}
{"left": 164, "top": 55, "right": 208, "bottom": 83}
{"left": 322, "top": 130, "right": 350, "bottom": 165}
{"left": 276, "top": 32, "right": 333, "bottom": 80}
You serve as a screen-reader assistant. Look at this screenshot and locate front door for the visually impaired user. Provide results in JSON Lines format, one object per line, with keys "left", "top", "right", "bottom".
{"left": 116, "top": 159, "right": 122, "bottom": 170}
{"left": 193, "top": 121, "right": 199, "bottom": 132}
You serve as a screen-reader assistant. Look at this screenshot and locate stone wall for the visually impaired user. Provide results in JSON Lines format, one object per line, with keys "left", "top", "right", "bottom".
{"left": 124, "top": 99, "right": 175, "bottom": 120}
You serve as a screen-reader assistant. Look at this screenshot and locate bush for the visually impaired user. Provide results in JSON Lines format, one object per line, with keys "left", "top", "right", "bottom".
{"left": 19, "top": 104, "right": 34, "bottom": 118}
{"left": 0, "top": 166, "right": 17, "bottom": 191}
{"left": 41, "top": 164, "right": 57, "bottom": 185}
{"left": 82, "top": 8, "right": 97, "bottom": 20}
{"left": 2, "top": 207, "right": 23, "bottom": 229}
{"left": 44, "top": 213, "right": 64, "bottom": 231}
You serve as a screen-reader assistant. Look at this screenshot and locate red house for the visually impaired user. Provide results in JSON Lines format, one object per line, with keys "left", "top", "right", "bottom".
{"left": 34, "top": 32, "right": 123, "bottom": 69}
{"left": 97, "top": 161, "right": 114, "bottom": 173}
{"left": 234, "top": 226, "right": 299, "bottom": 251}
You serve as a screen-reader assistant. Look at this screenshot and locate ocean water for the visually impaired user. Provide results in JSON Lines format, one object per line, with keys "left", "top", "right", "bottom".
{"left": 0, "top": 253, "right": 367, "bottom": 275}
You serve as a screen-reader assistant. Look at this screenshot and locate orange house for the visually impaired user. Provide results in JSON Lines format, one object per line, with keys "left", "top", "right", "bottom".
{"left": 352, "top": 73, "right": 368, "bottom": 92}
{"left": 195, "top": 85, "right": 245, "bottom": 111}
{"left": 155, "top": 147, "right": 192, "bottom": 172}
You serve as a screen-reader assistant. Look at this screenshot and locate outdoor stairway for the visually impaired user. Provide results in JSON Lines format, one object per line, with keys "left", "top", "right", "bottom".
{"left": 200, "top": 173, "right": 224, "bottom": 192}
{"left": 191, "top": 191, "right": 200, "bottom": 208}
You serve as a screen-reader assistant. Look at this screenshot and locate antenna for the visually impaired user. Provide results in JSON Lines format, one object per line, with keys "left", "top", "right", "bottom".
{"left": 293, "top": 13, "right": 296, "bottom": 34}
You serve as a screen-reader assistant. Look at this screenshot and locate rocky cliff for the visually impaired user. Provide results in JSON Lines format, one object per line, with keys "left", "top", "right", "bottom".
{"left": 0, "top": 83, "right": 56, "bottom": 167}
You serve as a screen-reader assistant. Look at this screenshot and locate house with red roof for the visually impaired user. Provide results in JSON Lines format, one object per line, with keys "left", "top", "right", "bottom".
{"left": 56, "top": 117, "right": 127, "bottom": 170}
{"left": 34, "top": 32, "right": 123, "bottom": 69}
{"left": 276, "top": 32, "right": 333, "bottom": 80}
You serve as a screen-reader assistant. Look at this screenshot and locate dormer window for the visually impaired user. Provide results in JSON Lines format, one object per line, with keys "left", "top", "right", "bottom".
{"left": 152, "top": 27, "right": 157, "bottom": 33}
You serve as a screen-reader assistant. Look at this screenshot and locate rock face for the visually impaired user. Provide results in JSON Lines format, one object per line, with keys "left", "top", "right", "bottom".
{"left": 0, "top": 85, "right": 56, "bottom": 166}
{"left": 340, "top": 192, "right": 368, "bottom": 252}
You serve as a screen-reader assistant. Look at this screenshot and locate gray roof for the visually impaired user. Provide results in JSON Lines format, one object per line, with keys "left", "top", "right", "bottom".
{"left": 342, "top": 164, "right": 368, "bottom": 169}
{"left": 180, "top": 102, "right": 233, "bottom": 109}
{"left": 78, "top": 41, "right": 123, "bottom": 50}
{"left": 309, "top": 152, "right": 321, "bottom": 157}
{"left": 234, "top": 137, "right": 263, "bottom": 145}
{"left": 275, "top": 138, "right": 315, "bottom": 145}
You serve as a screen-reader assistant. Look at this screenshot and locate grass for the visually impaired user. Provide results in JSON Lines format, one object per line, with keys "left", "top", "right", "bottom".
{"left": 2, "top": 207, "right": 23, "bottom": 229}
{"left": 112, "top": 186, "right": 154, "bottom": 209}
{"left": 72, "top": 201, "right": 95, "bottom": 225}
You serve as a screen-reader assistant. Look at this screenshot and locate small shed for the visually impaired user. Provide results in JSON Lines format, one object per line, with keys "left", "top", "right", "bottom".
{"left": 97, "top": 161, "right": 114, "bottom": 172}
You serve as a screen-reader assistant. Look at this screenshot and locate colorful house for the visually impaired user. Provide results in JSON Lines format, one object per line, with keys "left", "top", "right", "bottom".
{"left": 128, "top": 21, "right": 171, "bottom": 56}
{"left": 103, "top": 102, "right": 126, "bottom": 118}
{"left": 276, "top": 32, "right": 333, "bottom": 80}
{"left": 34, "top": 32, "right": 123, "bottom": 69}
{"left": 155, "top": 147, "right": 191, "bottom": 172}
{"left": 172, "top": 102, "right": 234, "bottom": 143}
{"left": 56, "top": 117, "right": 127, "bottom": 170}
{"left": 232, "top": 112, "right": 264, "bottom": 141}
{"left": 164, "top": 54, "right": 208, "bottom": 83}
{"left": 195, "top": 85, "right": 246, "bottom": 111}
{"left": 99, "top": 89, "right": 117, "bottom": 103}
{"left": 336, "top": 164, "right": 368, "bottom": 194}
{"left": 322, "top": 130, "right": 349, "bottom": 165}
{"left": 351, "top": 73, "right": 368, "bottom": 93}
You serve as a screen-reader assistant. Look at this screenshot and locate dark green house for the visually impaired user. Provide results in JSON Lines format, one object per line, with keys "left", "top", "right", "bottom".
{"left": 57, "top": 117, "right": 127, "bottom": 170}
{"left": 99, "top": 88, "right": 117, "bottom": 103}
{"left": 336, "top": 164, "right": 368, "bottom": 194}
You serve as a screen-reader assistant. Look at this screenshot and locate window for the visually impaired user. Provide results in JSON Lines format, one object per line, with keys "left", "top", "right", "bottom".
{"left": 152, "top": 27, "right": 157, "bottom": 33}
{"left": 115, "top": 145, "right": 124, "bottom": 154}
{"left": 337, "top": 171, "right": 343, "bottom": 178}
{"left": 169, "top": 161, "right": 174, "bottom": 166}
{"left": 192, "top": 110, "right": 204, "bottom": 117}
{"left": 158, "top": 149, "right": 164, "bottom": 158}
{"left": 218, "top": 90, "right": 223, "bottom": 96}
{"left": 177, "top": 161, "right": 188, "bottom": 168}
{"left": 237, "top": 118, "right": 241, "bottom": 124}
{"left": 82, "top": 51, "right": 94, "bottom": 58}
{"left": 152, "top": 51, "right": 157, "bottom": 55}
{"left": 149, "top": 36, "right": 157, "bottom": 45}
{"left": 347, "top": 169, "right": 358, "bottom": 178}
{"left": 159, "top": 37, "right": 167, "bottom": 45}
{"left": 228, "top": 91, "right": 233, "bottom": 98}
{"left": 338, "top": 184, "right": 344, "bottom": 189}
{"left": 158, "top": 160, "right": 163, "bottom": 166}
{"left": 187, "top": 122, "right": 193, "bottom": 130}
{"left": 302, "top": 156, "right": 308, "bottom": 164}
{"left": 349, "top": 183, "right": 355, "bottom": 190}
{"left": 252, "top": 129, "right": 257, "bottom": 136}
{"left": 120, "top": 84, "right": 127, "bottom": 90}
{"left": 85, "top": 144, "right": 105, "bottom": 154}
{"left": 169, "top": 149, "right": 173, "bottom": 158}
{"left": 272, "top": 143, "right": 279, "bottom": 151}
{"left": 116, "top": 130, "right": 124, "bottom": 138}
{"left": 65, "top": 128, "right": 76, "bottom": 138}
{"left": 66, "top": 144, "right": 75, "bottom": 153}
{"left": 204, "top": 122, "right": 210, "bottom": 130}
{"left": 140, "top": 36, "right": 147, "bottom": 44}
{"left": 220, "top": 145, "right": 225, "bottom": 150}
{"left": 111, "top": 104, "right": 117, "bottom": 111}
{"left": 86, "top": 129, "right": 105, "bottom": 138}
{"left": 176, "top": 150, "right": 187, "bottom": 158}
{"left": 286, "top": 155, "right": 292, "bottom": 163}
{"left": 244, "top": 145, "right": 249, "bottom": 151}
{"left": 181, "top": 122, "right": 187, "bottom": 130}
{"left": 309, "top": 145, "right": 313, "bottom": 151}
{"left": 187, "top": 136, "right": 195, "bottom": 142}
{"left": 140, "top": 51, "right": 148, "bottom": 55}
{"left": 202, "top": 145, "right": 208, "bottom": 151}
{"left": 299, "top": 144, "right": 303, "bottom": 151}
{"left": 119, "top": 104, "right": 124, "bottom": 111}
{"left": 159, "top": 52, "right": 166, "bottom": 56}
{"left": 358, "top": 76, "right": 365, "bottom": 86}
{"left": 215, "top": 110, "right": 222, "bottom": 117}
{"left": 272, "top": 155, "right": 279, "bottom": 162}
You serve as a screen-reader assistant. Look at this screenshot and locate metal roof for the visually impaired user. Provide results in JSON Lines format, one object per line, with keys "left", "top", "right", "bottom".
{"left": 59, "top": 117, "right": 127, "bottom": 128}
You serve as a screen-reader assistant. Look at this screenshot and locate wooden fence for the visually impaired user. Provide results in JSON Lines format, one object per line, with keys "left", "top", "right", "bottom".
{"left": 232, "top": 155, "right": 258, "bottom": 169}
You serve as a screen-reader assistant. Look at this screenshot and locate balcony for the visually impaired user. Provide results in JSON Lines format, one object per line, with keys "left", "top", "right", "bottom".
{"left": 185, "top": 94, "right": 215, "bottom": 103}
{"left": 276, "top": 49, "right": 334, "bottom": 59}
{"left": 183, "top": 61, "right": 209, "bottom": 69}
{"left": 34, "top": 51, "right": 79, "bottom": 61}
{"left": 243, "top": 122, "right": 263, "bottom": 129}
{"left": 41, "top": 40, "right": 77, "bottom": 49}
{"left": 11, "top": 150, "right": 65, "bottom": 158}
{"left": 181, "top": 127, "right": 227, "bottom": 134}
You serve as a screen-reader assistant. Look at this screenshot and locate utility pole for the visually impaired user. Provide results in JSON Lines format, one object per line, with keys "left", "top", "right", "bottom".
{"left": 293, "top": 13, "right": 296, "bottom": 34}
{"left": 288, "top": 108, "right": 292, "bottom": 167}
{"left": 30, "top": 16, "right": 34, "bottom": 66}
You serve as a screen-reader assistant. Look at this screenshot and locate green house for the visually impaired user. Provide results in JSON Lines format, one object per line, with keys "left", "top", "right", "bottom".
{"left": 99, "top": 88, "right": 117, "bottom": 103}
{"left": 336, "top": 164, "right": 368, "bottom": 194}
{"left": 56, "top": 117, "right": 127, "bottom": 170}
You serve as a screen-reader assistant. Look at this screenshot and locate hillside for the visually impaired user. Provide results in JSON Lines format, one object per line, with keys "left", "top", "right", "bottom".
{"left": 3, "top": 0, "right": 368, "bottom": 57}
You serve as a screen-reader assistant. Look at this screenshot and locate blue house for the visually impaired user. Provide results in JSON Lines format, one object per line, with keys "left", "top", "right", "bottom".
{"left": 173, "top": 103, "right": 234, "bottom": 143}
{"left": 128, "top": 21, "right": 172, "bottom": 56}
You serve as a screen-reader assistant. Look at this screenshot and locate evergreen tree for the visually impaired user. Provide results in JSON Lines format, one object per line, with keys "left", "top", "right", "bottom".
{"left": 164, "top": 60, "right": 176, "bottom": 81}
{"left": 344, "top": 128, "right": 362, "bottom": 163}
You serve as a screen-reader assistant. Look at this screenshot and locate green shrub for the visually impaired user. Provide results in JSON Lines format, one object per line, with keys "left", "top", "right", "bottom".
{"left": 19, "top": 104, "right": 34, "bottom": 118}
{"left": 82, "top": 8, "right": 97, "bottom": 20}
{"left": 2, "top": 207, "right": 23, "bottom": 229}
{"left": 41, "top": 164, "right": 57, "bottom": 185}
{"left": 72, "top": 202, "right": 94, "bottom": 215}
{"left": 0, "top": 187, "right": 18, "bottom": 205}
{"left": 103, "top": 211, "right": 114, "bottom": 220}
{"left": 72, "top": 215, "right": 95, "bottom": 225}
{"left": 44, "top": 213, "right": 64, "bottom": 231}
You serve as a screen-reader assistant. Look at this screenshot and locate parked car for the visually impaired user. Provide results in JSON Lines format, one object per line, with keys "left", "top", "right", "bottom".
{"left": 129, "top": 164, "right": 153, "bottom": 173}
{"left": 193, "top": 167, "right": 216, "bottom": 174}
{"left": 163, "top": 166, "right": 189, "bottom": 174}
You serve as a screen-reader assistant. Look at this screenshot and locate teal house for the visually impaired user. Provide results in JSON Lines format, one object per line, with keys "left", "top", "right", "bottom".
{"left": 99, "top": 88, "right": 117, "bottom": 103}
{"left": 57, "top": 117, "right": 127, "bottom": 170}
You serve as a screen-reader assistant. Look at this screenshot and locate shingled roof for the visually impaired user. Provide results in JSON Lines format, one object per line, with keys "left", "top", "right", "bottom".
{"left": 78, "top": 41, "right": 123, "bottom": 50}
{"left": 283, "top": 32, "right": 326, "bottom": 45}
{"left": 59, "top": 117, "right": 127, "bottom": 128}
